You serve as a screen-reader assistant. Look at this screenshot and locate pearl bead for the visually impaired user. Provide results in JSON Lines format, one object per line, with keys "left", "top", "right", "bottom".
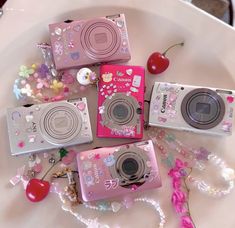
{"left": 222, "top": 168, "right": 235, "bottom": 181}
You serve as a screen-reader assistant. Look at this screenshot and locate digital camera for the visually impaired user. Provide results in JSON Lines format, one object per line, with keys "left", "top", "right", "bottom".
{"left": 97, "top": 64, "right": 145, "bottom": 139}
{"left": 76, "top": 140, "right": 161, "bottom": 202}
{"left": 6, "top": 98, "right": 93, "bottom": 155}
{"left": 149, "top": 82, "right": 235, "bottom": 136}
{"left": 49, "top": 14, "right": 131, "bottom": 70}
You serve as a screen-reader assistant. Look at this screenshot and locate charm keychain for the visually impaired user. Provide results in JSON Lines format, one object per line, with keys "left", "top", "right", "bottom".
{"left": 13, "top": 44, "right": 99, "bottom": 103}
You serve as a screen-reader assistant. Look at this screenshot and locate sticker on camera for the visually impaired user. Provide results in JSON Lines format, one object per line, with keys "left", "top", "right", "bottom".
{"left": 104, "top": 178, "right": 119, "bottom": 190}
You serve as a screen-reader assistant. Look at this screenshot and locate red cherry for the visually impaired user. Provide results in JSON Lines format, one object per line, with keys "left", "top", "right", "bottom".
{"left": 147, "top": 42, "right": 184, "bottom": 75}
{"left": 147, "top": 52, "right": 169, "bottom": 74}
{"left": 26, "top": 178, "right": 50, "bottom": 202}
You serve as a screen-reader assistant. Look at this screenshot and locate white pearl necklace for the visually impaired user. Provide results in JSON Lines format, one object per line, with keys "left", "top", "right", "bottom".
{"left": 84, "top": 197, "right": 166, "bottom": 228}
{"left": 59, "top": 192, "right": 166, "bottom": 228}
{"left": 149, "top": 129, "right": 235, "bottom": 197}
{"left": 188, "top": 153, "right": 234, "bottom": 197}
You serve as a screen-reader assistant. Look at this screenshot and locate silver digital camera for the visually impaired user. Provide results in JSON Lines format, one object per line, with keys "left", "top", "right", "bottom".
{"left": 7, "top": 98, "right": 93, "bottom": 155}
{"left": 149, "top": 82, "right": 235, "bottom": 136}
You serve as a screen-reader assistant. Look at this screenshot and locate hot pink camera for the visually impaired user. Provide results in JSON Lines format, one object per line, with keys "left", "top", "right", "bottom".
{"left": 97, "top": 64, "right": 145, "bottom": 138}
{"left": 49, "top": 14, "right": 131, "bottom": 70}
{"left": 76, "top": 140, "right": 161, "bottom": 202}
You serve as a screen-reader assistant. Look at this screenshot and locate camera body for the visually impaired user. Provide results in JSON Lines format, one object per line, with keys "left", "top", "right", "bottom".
{"left": 7, "top": 98, "right": 93, "bottom": 155}
{"left": 49, "top": 14, "right": 131, "bottom": 70}
{"left": 149, "top": 82, "right": 235, "bottom": 136}
{"left": 97, "top": 64, "right": 145, "bottom": 139}
{"left": 76, "top": 140, "right": 161, "bottom": 202}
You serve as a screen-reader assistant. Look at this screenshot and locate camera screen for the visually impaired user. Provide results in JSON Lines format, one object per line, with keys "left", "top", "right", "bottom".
{"left": 196, "top": 102, "right": 211, "bottom": 114}
{"left": 122, "top": 158, "right": 139, "bottom": 175}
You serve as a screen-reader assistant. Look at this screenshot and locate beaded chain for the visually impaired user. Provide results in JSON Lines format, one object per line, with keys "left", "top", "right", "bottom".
{"left": 148, "top": 128, "right": 235, "bottom": 197}
{"left": 59, "top": 190, "right": 166, "bottom": 228}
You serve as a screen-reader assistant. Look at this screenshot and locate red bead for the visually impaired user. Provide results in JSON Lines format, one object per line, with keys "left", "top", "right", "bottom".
{"left": 26, "top": 178, "right": 50, "bottom": 202}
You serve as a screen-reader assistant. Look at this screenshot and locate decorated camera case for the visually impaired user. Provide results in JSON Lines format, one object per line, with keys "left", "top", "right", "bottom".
{"left": 6, "top": 98, "right": 93, "bottom": 155}
{"left": 76, "top": 140, "right": 161, "bottom": 202}
{"left": 149, "top": 82, "right": 235, "bottom": 136}
{"left": 97, "top": 64, "right": 145, "bottom": 138}
{"left": 49, "top": 14, "right": 131, "bottom": 70}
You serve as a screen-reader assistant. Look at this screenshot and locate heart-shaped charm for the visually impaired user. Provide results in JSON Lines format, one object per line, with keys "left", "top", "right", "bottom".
{"left": 25, "top": 115, "right": 33, "bottom": 122}
{"left": 26, "top": 178, "right": 50, "bottom": 202}
{"left": 126, "top": 69, "right": 133, "bottom": 76}
{"left": 227, "top": 96, "right": 234, "bottom": 103}
{"left": 70, "top": 52, "right": 80, "bottom": 60}
{"left": 77, "top": 102, "right": 86, "bottom": 111}
{"left": 111, "top": 202, "right": 122, "bottom": 212}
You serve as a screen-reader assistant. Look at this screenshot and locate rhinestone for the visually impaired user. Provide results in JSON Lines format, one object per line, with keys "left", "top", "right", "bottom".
{"left": 55, "top": 27, "right": 62, "bottom": 35}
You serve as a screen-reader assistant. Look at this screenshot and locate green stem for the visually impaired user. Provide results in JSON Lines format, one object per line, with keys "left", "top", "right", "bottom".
{"left": 162, "top": 42, "right": 184, "bottom": 56}
{"left": 41, "top": 159, "right": 61, "bottom": 180}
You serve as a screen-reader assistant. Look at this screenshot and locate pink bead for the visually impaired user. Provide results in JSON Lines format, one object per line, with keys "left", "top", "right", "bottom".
{"left": 33, "top": 163, "right": 43, "bottom": 173}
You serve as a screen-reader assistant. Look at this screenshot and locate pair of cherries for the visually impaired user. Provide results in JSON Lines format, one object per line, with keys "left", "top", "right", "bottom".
{"left": 147, "top": 42, "right": 184, "bottom": 74}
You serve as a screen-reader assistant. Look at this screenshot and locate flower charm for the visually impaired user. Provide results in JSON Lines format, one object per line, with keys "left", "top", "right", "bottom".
{"left": 36, "top": 78, "right": 50, "bottom": 89}
{"left": 21, "top": 84, "right": 33, "bottom": 97}
{"left": 50, "top": 80, "right": 63, "bottom": 93}
{"left": 19, "top": 65, "right": 34, "bottom": 78}
{"left": 37, "top": 64, "right": 49, "bottom": 78}
{"left": 13, "top": 82, "right": 22, "bottom": 100}
{"left": 168, "top": 159, "right": 195, "bottom": 228}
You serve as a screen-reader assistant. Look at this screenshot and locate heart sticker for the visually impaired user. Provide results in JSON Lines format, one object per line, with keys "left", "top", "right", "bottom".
{"left": 77, "top": 102, "right": 86, "bottom": 111}
{"left": 70, "top": 52, "right": 80, "bottom": 60}
{"left": 126, "top": 69, "right": 133, "bottom": 76}
{"left": 227, "top": 96, "right": 234, "bottom": 103}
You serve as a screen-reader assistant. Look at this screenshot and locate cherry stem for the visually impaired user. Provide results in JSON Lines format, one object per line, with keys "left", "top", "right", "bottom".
{"left": 41, "top": 159, "right": 61, "bottom": 181}
{"left": 162, "top": 42, "right": 184, "bottom": 56}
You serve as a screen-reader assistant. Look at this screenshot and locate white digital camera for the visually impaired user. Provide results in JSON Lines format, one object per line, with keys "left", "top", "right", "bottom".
{"left": 149, "top": 82, "right": 235, "bottom": 136}
{"left": 7, "top": 98, "right": 93, "bottom": 155}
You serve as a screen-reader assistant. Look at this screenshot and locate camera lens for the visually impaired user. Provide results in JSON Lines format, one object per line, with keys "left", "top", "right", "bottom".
{"left": 121, "top": 158, "right": 139, "bottom": 176}
{"left": 181, "top": 88, "right": 225, "bottom": 129}
{"left": 113, "top": 104, "right": 129, "bottom": 120}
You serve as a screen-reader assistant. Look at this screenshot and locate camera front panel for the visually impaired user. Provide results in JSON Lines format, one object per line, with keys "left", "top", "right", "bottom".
{"left": 76, "top": 140, "right": 161, "bottom": 202}
{"left": 149, "top": 82, "right": 235, "bottom": 135}
{"left": 97, "top": 64, "right": 145, "bottom": 139}
{"left": 7, "top": 98, "right": 93, "bottom": 155}
{"left": 49, "top": 14, "right": 131, "bottom": 70}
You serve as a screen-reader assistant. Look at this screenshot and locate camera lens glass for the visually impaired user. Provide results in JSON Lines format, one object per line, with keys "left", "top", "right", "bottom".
{"left": 121, "top": 158, "right": 139, "bottom": 176}
{"left": 113, "top": 104, "right": 129, "bottom": 120}
{"left": 181, "top": 88, "right": 225, "bottom": 129}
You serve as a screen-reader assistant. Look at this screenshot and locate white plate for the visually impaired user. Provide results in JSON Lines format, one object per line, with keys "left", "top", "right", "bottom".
{"left": 0, "top": 0, "right": 235, "bottom": 227}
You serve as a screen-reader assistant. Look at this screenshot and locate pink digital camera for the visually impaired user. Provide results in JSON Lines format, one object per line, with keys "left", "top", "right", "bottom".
{"left": 49, "top": 14, "right": 131, "bottom": 70}
{"left": 97, "top": 64, "right": 145, "bottom": 138}
{"left": 76, "top": 140, "right": 161, "bottom": 202}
